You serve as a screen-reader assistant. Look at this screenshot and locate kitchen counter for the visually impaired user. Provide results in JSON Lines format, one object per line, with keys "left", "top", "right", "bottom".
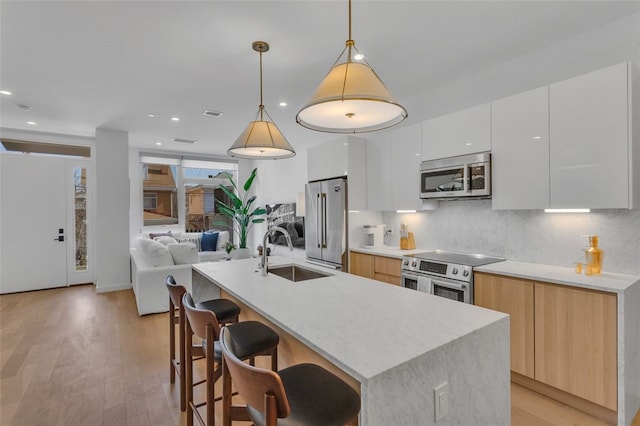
{"left": 475, "top": 260, "right": 640, "bottom": 426}
{"left": 192, "top": 257, "right": 510, "bottom": 426}
{"left": 475, "top": 260, "right": 640, "bottom": 293}
{"left": 349, "top": 245, "right": 432, "bottom": 259}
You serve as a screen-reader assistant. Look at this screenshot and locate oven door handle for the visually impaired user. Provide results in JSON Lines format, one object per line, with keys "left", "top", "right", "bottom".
{"left": 432, "top": 279, "right": 466, "bottom": 290}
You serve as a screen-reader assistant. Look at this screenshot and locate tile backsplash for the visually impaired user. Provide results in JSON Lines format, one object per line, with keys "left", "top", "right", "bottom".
{"left": 382, "top": 200, "right": 640, "bottom": 275}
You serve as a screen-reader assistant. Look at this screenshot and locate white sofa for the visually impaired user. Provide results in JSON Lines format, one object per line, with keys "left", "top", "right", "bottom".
{"left": 130, "top": 230, "right": 230, "bottom": 315}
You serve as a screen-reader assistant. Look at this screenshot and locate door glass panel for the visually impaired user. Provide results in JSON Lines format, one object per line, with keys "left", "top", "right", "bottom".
{"left": 73, "top": 167, "right": 88, "bottom": 271}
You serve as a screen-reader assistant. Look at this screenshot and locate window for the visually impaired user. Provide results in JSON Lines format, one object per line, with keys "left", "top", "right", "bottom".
{"left": 142, "top": 163, "right": 178, "bottom": 226}
{"left": 140, "top": 156, "right": 237, "bottom": 231}
{"left": 143, "top": 193, "right": 157, "bottom": 210}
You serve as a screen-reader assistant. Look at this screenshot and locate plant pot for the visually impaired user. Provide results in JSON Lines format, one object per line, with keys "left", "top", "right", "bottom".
{"left": 231, "top": 248, "right": 251, "bottom": 259}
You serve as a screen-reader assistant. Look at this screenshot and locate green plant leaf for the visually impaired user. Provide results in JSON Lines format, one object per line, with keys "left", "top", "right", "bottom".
{"left": 222, "top": 171, "right": 238, "bottom": 192}
{"left": 251, "top": 218, "right": 265, "bottom": 224}
{"left": 218, "top": 185, "right": 242, "bottom": 209}
{"left": 243, "top": 168, "right": 258, "bottom": 192}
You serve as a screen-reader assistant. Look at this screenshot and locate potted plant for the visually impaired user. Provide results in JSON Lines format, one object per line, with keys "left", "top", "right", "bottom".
{"left": 215, "top": 168, "right": 266, "bottom": 258}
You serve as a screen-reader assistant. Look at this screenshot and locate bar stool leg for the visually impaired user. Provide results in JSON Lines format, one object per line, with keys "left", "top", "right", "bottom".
{"left": 179, "top": 303, "right": 186, "bottom": 412}
{"left": 186, "top": 321, "right": 194, "bottom": 426}
{"left": 169, "top": 298, "right": 176, "bottom": 384}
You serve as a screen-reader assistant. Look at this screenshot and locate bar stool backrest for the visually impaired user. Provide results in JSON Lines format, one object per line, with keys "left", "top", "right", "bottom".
{"left": 182, "top": 292, "right": 221, "bottom": 341}
{"left": 165, "top": 275, "right": 186, "bottom": 307}
{"left": 220, "top": 327, "right": 291, "bottom": 420}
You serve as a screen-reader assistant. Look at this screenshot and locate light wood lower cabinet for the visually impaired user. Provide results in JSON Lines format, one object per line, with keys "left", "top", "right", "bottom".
{"left": 474, "top": 274, "right": 535, "bottom": 378}
{"left": 534, "top": 282, "right": 617, "bottom": 411}
{"left": 474, "top": 273, "right": 617, "bottom": 413}
{"left": 349, "top": 252, "right": 401, "bottom": 286}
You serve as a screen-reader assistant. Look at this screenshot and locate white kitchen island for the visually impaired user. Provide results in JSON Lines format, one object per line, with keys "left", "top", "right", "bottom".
{"left": 192, "top": 257, "right": 510, "bottom": 426}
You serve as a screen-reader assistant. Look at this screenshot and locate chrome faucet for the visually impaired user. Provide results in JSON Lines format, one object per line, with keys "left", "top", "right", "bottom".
{"left": 260, "top": 226, "right": 293, "bottom": 276}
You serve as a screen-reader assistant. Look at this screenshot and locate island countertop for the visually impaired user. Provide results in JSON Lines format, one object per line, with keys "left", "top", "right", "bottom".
{"left": 193, "top": 256, "right": 507, "bottom": 382}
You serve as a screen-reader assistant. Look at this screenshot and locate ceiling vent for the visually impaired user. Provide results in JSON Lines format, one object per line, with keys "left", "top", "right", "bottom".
{"left": 202, "top": 109, "right": 223, "bottom": 117}
{"left": 172, "top": 138, "right": 198, "bottom": 144}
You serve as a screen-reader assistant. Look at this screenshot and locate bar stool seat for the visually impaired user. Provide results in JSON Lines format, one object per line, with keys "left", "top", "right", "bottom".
{"left": 207, "top": 321, "right": 280, "bottom": 363}
{"left": 196, "top": 298, "right": 241, "bottom": 324}
{"left": 220, "top": 327, "right": 360, "bottom": 426}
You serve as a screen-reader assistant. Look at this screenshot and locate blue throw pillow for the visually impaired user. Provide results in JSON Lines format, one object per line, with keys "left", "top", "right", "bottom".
{"left": 201, "top": 231, "right": 219, "bottom": 251}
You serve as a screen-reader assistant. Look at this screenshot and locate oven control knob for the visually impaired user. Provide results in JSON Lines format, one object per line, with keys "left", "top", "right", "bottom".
{"left": 452, "top": 268, "right": 458, "bottom": 275}
{"left": 411, "top": 261, "right": 417, "bottom": 268}
{"left": 463, "top": 270, "right": 470, "bottom": 277}
{"left": 403, "top": 259, "right": 409, "bottom": 266}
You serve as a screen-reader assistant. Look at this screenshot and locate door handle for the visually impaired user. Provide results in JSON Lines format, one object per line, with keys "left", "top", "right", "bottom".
{"left": 54, "top": 236, "right": 64, "bottom": 242}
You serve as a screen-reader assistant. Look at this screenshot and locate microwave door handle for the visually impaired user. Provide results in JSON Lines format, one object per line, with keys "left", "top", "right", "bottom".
{"left": 465, "top": 165, "right": 472, "bottom": 194}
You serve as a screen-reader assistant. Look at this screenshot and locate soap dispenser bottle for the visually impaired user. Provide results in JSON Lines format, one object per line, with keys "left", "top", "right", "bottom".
{"left": 585, "top": 235, "right": 604, "bottom": 275}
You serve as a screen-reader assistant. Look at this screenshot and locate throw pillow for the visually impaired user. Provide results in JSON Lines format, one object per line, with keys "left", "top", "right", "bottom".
{"left": 168, "top": 243, "right": 200, "bottom": 265}
{"left": 135, "top": 237, "right": 174, "bottom": 267}
{"left": 149, "top": 231, "right": 173, "bottom": 240}
{"left": 215, "top": 230, "right": 229, "bottom": 250}
{"left": 154, "top": 235, "right": 178, "bottom": 246}
{"left": 201, "top": 231, "right": 219, "bottom": 251}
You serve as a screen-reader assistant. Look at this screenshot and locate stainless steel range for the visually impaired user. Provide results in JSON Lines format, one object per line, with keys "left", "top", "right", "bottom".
{"left": 401, "top": 250, "right": 505, "bottom": 304}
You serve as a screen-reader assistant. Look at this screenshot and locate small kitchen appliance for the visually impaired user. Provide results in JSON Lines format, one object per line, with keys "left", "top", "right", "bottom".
{"left": 401, "top": 250, "right": 504, "bottom": 303}
{"left": 420, "top": 152, "right": 491, "bottom": 200}
{"left": 363, "top": 225, "right": 385, "bottom": 248}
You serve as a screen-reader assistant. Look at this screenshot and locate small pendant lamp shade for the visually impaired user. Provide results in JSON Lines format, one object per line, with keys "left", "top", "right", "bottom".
{"left": 228, "top": 107, "right": 295, "bottom": 159}
{"left": 227, "top": 41, "right": 295, "bottom": 159}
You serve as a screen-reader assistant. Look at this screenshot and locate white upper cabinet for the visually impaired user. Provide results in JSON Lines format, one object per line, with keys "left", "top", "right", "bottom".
{"left": 492, "top": 86, "right": 550, "bottom": 210}
{"left": 421, "top": 103, "right": 491, "bottom": 161}
{"left": 549, "top": 63, "right": 631, "bottom": 209}
{"left": 391, "top": 123, "right": 423, "bottom": 210}
{"left": 307, "top": 136, "right": 367, "bottom": 210}
{"left": 365, "top": 131, "right": 392, "bottom": 211}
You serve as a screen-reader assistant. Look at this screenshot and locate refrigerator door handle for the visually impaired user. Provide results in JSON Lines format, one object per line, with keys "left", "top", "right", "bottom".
{"left": 321, "top": 193, "right": 327, "bottom": 248}
{"left": 316, "top": 193, "right": 321, "bottom": 248}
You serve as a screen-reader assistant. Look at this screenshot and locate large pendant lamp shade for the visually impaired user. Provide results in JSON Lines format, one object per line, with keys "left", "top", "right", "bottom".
{"left": 296, "top": 1, "right": 407, "bottom": 133}
{"left": 228, "top": 41, "right": 295, "bottom": 159}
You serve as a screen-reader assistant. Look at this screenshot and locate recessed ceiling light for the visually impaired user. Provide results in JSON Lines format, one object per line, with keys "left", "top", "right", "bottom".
{"left": 532, "top": 136, "right": 542, "bottom": 140}
{"left": 279, "top": 102, "right": 287, "bottom": 107}
{"left": 171, "top": 117, "right": 180, "bottom": 122}
{"left": 156, "top": 142, "right": 162, "bottom": 146}
{"left": 147, "top": 114, "right": 156, "bottom": 118}
{"left": 27, "top": 121, "right": 37, "bottom": 125}
{"left": 465, "top": 142, "right": 473, "bottom": 146}
{"left": 0, "top": 90, "right": 12, "bottom": 95}
{"left": 353, "top": 53, "right": 364, "bottom": 60}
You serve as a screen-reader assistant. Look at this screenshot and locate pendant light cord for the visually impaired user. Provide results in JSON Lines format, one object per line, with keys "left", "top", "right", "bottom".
{"left": 348, "top": 0, "right": 352, "bottom": 41}
{"left": 259, "top": 48, "right": 264, "bottom": 120}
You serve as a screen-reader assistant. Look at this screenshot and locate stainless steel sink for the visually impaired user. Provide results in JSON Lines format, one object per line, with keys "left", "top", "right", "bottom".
{"left": 268, "top": 264, "right": 331, "bottom": 282}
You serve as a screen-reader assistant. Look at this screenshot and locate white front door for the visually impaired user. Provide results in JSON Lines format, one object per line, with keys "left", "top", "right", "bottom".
{"left": 0, "top": 153, "right": 93, "bottom": 293}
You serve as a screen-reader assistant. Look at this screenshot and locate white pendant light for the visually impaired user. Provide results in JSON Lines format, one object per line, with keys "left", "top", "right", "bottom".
{"left": 296, "top": 0, "right": 407, "bottom": 133}
{"left": 228, "top": 41, "right": 295, "bottom": 159}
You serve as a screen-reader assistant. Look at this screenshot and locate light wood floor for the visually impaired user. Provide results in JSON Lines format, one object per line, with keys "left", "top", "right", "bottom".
{"left": 1, "top": 285, "right": 638, "bottom": 426}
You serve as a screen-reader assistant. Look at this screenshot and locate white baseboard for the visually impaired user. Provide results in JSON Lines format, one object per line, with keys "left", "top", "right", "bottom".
{"left": 95, "top": 283, "right": 132, "bottom": 293}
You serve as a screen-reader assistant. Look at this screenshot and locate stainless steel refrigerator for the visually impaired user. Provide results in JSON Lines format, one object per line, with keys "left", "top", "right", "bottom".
{"left": 305, "top": 177, "right": 348, "bottom": 270}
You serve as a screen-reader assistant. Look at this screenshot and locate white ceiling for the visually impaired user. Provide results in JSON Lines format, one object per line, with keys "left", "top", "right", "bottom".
{"left": 1, "top": 1, "right": 639, "bottom": 157}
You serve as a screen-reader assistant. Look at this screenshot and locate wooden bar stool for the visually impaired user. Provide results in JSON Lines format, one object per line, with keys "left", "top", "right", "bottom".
{"left": 165, "top": 275, "right": 241, "bottom": 411}
{"left": 183, "top": 292, "right": 279, "bottom": 426}
{"left": 220, "top": 326, "right": 361, "bottom": 426}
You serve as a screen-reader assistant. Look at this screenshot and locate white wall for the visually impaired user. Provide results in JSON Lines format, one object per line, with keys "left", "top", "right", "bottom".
{"left": 95, "top": 127, "right": 131, "bottom": 291}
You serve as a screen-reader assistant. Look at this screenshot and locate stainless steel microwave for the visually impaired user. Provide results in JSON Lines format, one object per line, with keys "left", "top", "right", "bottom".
{"left": 420, "top": 152, "right": 491, "bottom": 199}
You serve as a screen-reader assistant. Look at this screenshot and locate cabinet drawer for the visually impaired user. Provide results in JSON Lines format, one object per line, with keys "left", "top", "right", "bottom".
{"left": 374, "top": 256, "right": 401, "bottom": 277}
